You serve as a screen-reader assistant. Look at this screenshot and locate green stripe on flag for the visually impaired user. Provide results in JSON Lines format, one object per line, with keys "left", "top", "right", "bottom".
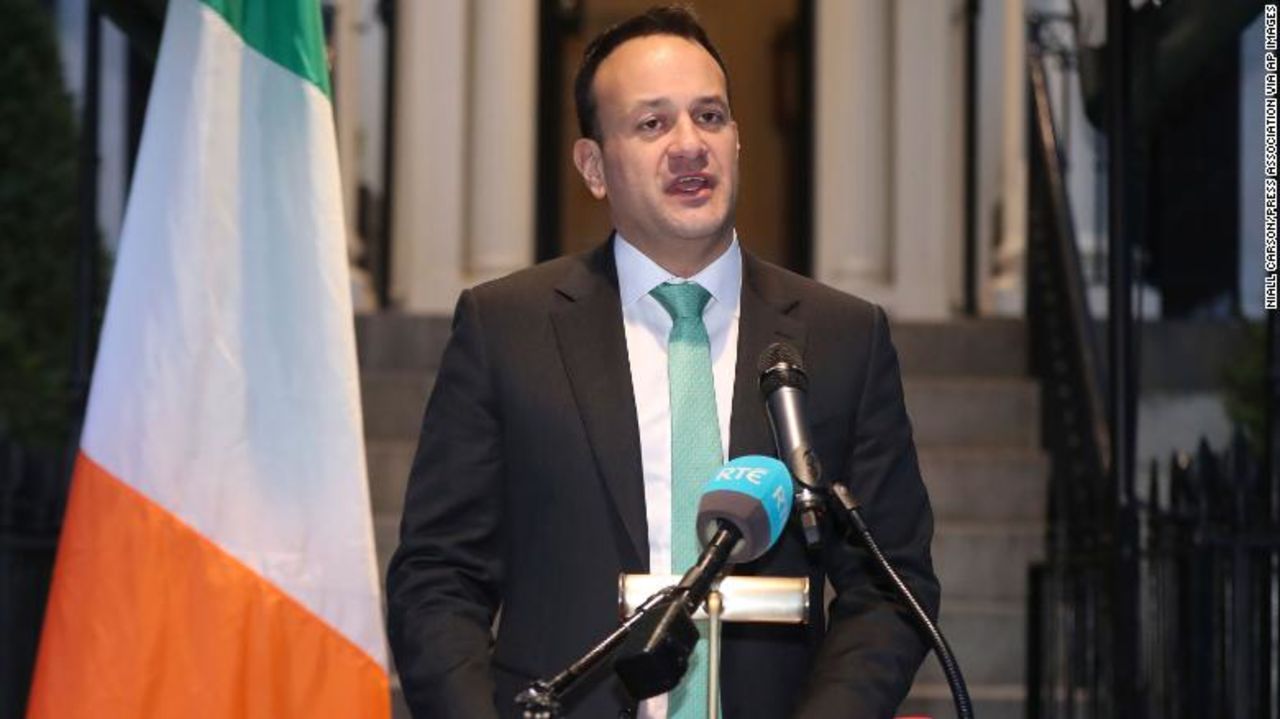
{"left": 200, "top": 0, "right": 331, "bottom": 96}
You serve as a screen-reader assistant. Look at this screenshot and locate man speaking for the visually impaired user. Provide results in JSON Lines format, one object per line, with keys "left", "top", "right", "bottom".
{"left": 386, "top": 6, "right": 939, "bottom": 718}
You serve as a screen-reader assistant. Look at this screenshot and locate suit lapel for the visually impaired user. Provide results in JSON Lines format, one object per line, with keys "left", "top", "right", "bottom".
{"left": 550, "top": 242, "right": 650, "bottom": 567}
{"left": 729, "top": 253, "right": 807, "bottom": 460}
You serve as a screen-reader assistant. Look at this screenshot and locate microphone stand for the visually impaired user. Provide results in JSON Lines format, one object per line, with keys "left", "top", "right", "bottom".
{"left": 613, "top": 525, "right": 741, "bottom": 700}
{"left": 514, "top": 585, "right": 677, "bottom": 719}
{"left": 827, "top": 482, "right": 975, "bottom": 719}
{"left": 515, "top": 526, "right": 743, "bottom": 718}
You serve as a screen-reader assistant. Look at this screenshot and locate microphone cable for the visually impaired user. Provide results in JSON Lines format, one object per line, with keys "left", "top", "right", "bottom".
{"left": 830, "top": 482, "right": 975, "bottom": 719}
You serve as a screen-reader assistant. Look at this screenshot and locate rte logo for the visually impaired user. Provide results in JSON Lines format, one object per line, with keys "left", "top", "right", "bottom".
{"left": 716, "top": 466, "right": 768, "bottom": 484}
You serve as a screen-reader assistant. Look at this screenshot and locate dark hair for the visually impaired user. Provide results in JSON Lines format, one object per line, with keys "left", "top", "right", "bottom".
{"left": 573, "top": 5, "right": 729, "bottom": 142}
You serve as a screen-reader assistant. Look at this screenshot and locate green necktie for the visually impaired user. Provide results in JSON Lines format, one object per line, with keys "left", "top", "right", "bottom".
{"left": 650, "top": 281, "right": 722, "bottom": 719}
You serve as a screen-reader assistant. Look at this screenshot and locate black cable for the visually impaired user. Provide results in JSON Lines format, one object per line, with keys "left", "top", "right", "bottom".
{"left": 830, "top": 483, "right": 975, "bottom": 719}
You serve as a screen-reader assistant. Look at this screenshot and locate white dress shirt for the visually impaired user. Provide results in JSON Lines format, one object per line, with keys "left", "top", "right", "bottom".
{"left": 614, "top": 233, "right": 742, "bottom": 719}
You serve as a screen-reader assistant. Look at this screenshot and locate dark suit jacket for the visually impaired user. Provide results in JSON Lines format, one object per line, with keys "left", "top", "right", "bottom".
{"left": 386, "top": 239, "right": 939, "bottom": 718}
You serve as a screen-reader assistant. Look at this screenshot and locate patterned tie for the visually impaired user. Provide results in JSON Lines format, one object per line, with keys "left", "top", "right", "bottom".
{"left": 650, "top": 281, "right": 722, "bottom": 719}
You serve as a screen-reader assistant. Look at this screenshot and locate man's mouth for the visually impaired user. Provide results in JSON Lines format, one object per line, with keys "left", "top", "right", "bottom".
{"left": 666, "top": 174, "right": 715, "bottom": 197}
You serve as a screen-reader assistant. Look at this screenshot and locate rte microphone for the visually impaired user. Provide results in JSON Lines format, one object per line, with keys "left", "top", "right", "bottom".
{"left": 694, "top": 455, "right": 795, "bottom": 565}
{"left": 615, "top": 456, "right": 794, "bottom": 701}
{"left": 758, "top": 342, "right": 826, "bottom": 549}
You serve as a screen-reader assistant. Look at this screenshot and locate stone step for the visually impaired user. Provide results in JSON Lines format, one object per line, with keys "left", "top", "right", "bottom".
{"left": 367, "top": 448, "right": 1048, "bottom": 525}
{"left": 899, "top": 682, "right": 1024, "bottom": 719}
{"left": 914, "top": 599, "right": 1026, "bottom": 687}
{"left": 375, "top": 519, "right": 1040, "bottom": 629}
{"left": 362, "top": 377, "right": 1040, "bottom": 447}
{"left": 359, "top": 337, "right": 1039, "bottom": 448}
{"left": 367, "top": 439, "right": 416, "bottom": 515}
{"left": 353, "top": 314, "right": 1029, "bottom": 371}
{"left": 370, "top": 468, "right": 1048, "bottom": 596}
{"left": 361, "top": 371, "right": 435, "bottom": 440}
{"left": 355, "top": 315, "right": 1030, "bottom": 379}
{"left": 931, "top": 520, "right": 1044, "bottom": 602}
{"left": 355, "top": 314, "right": 1031, "bottom": 378}
{"left": 904, "top": 378, "right": 1039, "bottom": 448}
{"left": 893, "top": 319, "right": 1027, "bottom": 378}
{"left": 366, "top": 443, "right": 1049, "bottom": 518}
{"left": 355, "top": 313, "right": 452, "bottom": 373}
{"left": 918, "top": 448, "right": 1048, "bottom": 522}
{"left": 390, "top": 673, "right": 1023, "bottom": 719}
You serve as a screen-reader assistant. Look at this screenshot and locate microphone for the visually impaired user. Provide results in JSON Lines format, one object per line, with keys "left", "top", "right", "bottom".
{"left": 615, "top": 456, "right": 794, "bottom": 701}
{"left": 695, "top": 455, "right": 794, "bottom": 565}
{"left": 682, "top": 455, "right": 794, "bottom": 603}
{"left": 758, "top": 342, "right": 826, "bottom": 549}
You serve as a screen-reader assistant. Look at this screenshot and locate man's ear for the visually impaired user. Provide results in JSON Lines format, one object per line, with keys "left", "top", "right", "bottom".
{"left": 573, "top": 138, "right": 608, "bottom": 199}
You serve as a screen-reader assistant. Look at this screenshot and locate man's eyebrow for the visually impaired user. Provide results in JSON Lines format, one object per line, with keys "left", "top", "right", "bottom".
{"left": 627, "top": 95, "right": 728, "bottom": 113}
{"left": 629, "top": 97, "right": 674, "bottom": 112}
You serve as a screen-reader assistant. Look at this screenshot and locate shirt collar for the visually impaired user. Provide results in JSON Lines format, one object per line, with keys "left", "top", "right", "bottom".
{"left": 614, "top": 231, "right": 742, "bottom": 309}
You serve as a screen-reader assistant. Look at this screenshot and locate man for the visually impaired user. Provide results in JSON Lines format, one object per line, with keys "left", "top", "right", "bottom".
{"left": 386, "top": 7, "right": 939, "bottom": 718}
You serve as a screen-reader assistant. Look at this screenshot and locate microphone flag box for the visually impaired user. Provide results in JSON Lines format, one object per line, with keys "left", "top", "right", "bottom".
{"left": 696, "top": 455, "right": 793, "bottom": 563}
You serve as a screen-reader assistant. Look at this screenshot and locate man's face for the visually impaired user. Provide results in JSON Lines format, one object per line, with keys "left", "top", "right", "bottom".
{"left": 575, "top": 34, "right": 739, "bottom": 249}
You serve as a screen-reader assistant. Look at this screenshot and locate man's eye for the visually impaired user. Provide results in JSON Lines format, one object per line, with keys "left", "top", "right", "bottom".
{"left": 638, "top": 117, "right": 663, "bottom": 132}
{"left": 698, "top": 110, "right": 725, "bottom": 125}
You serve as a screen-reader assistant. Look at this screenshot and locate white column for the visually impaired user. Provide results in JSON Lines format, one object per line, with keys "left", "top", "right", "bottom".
{"left": 814, "top": 0, "right": 894, "bottom": 306}
{"left": 974, "top": 0, "right": 1009, "bottom": 316}
{"left": 331, "top": 0, "right": 359, "bottom": 244}
{"left": 466, "top": 0, "right": 538, "bottom": 280}
{"left": 990, "top": 0, "right": 1028, "bottom": 315}
{"left": 356, "top": 0, "right": 387, "bottom": 191}
{"left": 390, "top": 0, "right": 468, "bottom": 312}
{"left": 890, "top": 0, "right": 965, "bottom": 319}
{"left": 389, "top": 0, "right": 537, "bottom": 312}
{"left": 330, "top": 0, "right": 374, "bottom": 310}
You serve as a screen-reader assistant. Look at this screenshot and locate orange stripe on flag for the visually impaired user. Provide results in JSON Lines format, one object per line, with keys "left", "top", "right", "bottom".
{"left": 27, "top": 452, "right": 390, "bottom": 718}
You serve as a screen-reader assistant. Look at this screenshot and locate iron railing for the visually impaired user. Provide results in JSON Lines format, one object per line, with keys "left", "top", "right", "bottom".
{"left": 1024, "top": 24, "right": 1116, "bottom": 716}
{"left": 0, "top": 436, "right": 69, "bottom": 718}
{"left": 1024, "top": 6, "right": 1280, "bottom": 717}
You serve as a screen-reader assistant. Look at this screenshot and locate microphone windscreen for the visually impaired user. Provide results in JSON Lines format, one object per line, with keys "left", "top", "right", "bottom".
{"left": 757, "top": 342, "right": 804, "bottom": 374}
{"left": 696, "top": 455, "right": 794, "bottom": 563}
{"left": 758, "top": 342, "right": 807, "bottom": 395}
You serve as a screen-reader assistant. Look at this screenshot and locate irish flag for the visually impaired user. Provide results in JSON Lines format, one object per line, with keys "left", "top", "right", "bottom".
{"left": 27, "top": 0, "right": 389, "bottom": 716}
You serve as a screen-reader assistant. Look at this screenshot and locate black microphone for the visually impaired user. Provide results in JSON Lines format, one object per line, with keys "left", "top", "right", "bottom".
{"left": 758, "top": 342, "right": 826, "bottom": 549}
{"left": 614, "top": 456, "right": 794, "bottom": 701}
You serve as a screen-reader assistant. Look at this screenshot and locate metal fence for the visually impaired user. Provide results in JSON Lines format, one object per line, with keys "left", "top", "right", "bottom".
{"left": 1028, "top": 433, "right": 1279, "bottom": 719}
{"left": 1023, "top": 6, "right": 1280, "bottom": 715}
{"left": 0, "top": 436, "right": 70, "bottom": 718}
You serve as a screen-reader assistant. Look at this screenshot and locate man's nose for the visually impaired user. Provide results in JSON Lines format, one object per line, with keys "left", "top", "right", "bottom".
{"left": 667, "top": 114, "right": 708, "bottom": 166}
